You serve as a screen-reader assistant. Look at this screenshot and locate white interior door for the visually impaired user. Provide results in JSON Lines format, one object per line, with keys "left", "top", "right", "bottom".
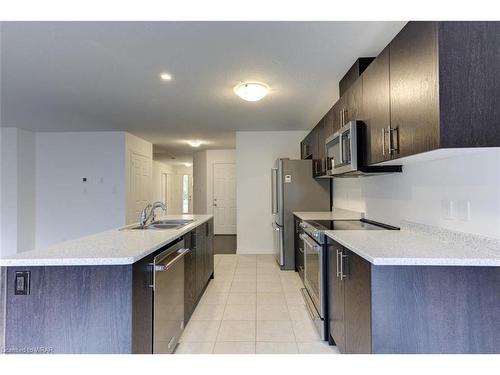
{"left": 213, "top": 163, "right": 236, "bottom": 234}
{"left": 129, "top": 152, "right": 151, "bottom": 224}
{"left": 167, "top": 174, "right": 183, "bottom": 214}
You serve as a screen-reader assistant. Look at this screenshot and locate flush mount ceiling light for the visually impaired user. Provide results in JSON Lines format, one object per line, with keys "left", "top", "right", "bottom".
{"left": 233, "top": 82, "right": 269, "bottom": 102}
{"left": 187, "top": 140, "right": 202, "bottom": 148}
{"left": 160, "top": 73, "right": 172, "bottom": 81}
{"left": 184, "top": 163, "right": 192, "bottom": 167}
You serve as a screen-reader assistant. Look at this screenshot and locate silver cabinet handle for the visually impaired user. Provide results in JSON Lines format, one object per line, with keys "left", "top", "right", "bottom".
{"left": 336, "top": 249, "right": 341, "bottom": 278}
{"left": 339, "top": 251, "right": 348, "bottom": 280}
{"left": 154, "top": 248, "right": 190, "bottom": 272}
{"left": 387, "top": 125, "right": 392, "bottom": 155}
{"left": 390, "top": 126, "right": 399, "bottom": 154}
{"left": 382, "top": 128, "right": 386, "bottom": 156}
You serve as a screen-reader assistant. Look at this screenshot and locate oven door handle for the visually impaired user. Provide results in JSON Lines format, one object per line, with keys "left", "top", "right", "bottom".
{"left": 299, "top": 233, "right": 321, "bottom": 251}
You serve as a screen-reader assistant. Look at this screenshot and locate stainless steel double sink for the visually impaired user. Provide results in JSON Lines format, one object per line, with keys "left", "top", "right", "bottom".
{"left": 127, "top": 219, "right": 194, "bottom": 230}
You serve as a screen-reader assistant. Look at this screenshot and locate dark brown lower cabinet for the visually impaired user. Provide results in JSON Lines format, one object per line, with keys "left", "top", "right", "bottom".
{"left": 183, "top": 231, "right": 197, "bottom": 323}
{"left": 327, "top": 236, "right": 500, "bottom": 354}
{"left": 294, "top": 217, "right": 305, "bottom": 281}
{"left": 328, "top": 240, "right": 370, "bottom": 353}
{"left": 3, "top": 219, "right": 214, "bottom": 354}
{"left": 187, "top": 219, "right": 214, "bottom": 322}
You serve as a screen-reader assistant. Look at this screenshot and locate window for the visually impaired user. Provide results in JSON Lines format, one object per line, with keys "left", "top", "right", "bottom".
{"left": 182, "top": 174, "right": 189, "bottom": 214}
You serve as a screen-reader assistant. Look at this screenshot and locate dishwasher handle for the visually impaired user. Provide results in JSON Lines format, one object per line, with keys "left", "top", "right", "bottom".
{"left": 154, "top": 248, "right": 191, "bottom": 272}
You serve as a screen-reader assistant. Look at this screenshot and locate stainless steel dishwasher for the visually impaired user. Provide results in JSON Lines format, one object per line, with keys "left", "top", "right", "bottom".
{"left": 152, "top": 238, "right": 190, "bottom": 354}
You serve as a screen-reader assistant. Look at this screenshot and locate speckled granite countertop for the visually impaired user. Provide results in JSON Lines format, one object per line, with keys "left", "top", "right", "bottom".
{"left": 0, "top": 214, "right": 213, "bottom": 267}
{"left": 293, "top": 208, "right": 363, "bottom": 221}
{"left": 325, "top": 221, "right": 500, "bottom": 266}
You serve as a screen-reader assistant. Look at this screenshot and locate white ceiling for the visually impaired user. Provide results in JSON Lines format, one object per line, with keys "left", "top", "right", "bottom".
{"left": 1, "top": 21, "right": 405, "bottom": 162}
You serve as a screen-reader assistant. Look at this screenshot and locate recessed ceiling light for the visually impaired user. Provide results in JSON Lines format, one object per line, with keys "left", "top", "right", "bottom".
{"left": 184, "top": 162, "right": 193, "bottom": 167}
{"left": 160, "top": 73, "right": 172, "bottom": 81}
{"left": 187, "top": 140, "right": 202, "bottom": 148}
{"left": 234, "top": 82, "right": 269, "bottom": 102}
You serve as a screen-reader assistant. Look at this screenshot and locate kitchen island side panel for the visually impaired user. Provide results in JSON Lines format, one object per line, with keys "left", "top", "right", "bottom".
{"left": 371, "top": 265, "right": 500, "bottom": 354}
{"left": 5, "top": 265, "right": 133, "bottom": 354}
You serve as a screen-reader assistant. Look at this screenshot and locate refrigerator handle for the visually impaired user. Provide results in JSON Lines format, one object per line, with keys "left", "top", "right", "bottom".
{"left": 271, "top": 168, "right": 278, "bottom": 214}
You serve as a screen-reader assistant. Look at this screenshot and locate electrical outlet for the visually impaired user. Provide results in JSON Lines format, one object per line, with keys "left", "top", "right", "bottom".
{"left": 457, "top": 200, "right": 471, "bottom": 221}
{"left": 441, "top": 199, "right": 454, "bottom": 220}
{"left": 14, "top": 271, "right": 30, "bottom": 295}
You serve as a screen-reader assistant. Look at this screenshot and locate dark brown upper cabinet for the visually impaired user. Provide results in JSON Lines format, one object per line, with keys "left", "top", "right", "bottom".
{"left": 362, "top": 46, "right": 391, "bottom": 165}
{"left": 303, "top": 21, "right": 500, "bottom": 172}
{"left": 339, "top": 57, "right": 375, "bottom": 97}
{"left": 344, "top": 78, "right": 363, "bottom": 124}
{"left": 387, "top": 21, "right": 500, "bottom": 160}
{"left": 315, "top": 117, "right": 329, "bottom": 177}
{"left": 324, "top": 107, "right": 335, "bottom": 140}
{"left": 389, "top": 21, "right": 439, "bottom": 159}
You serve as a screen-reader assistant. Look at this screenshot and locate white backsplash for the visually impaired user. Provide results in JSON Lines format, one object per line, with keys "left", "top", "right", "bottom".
{"left": 332, "top": 148, "right": 500, "bottom": 239}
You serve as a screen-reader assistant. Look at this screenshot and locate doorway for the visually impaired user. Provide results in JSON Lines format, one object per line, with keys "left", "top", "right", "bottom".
{"left": 212, "top": 163, "right": 237, "bottom": 254}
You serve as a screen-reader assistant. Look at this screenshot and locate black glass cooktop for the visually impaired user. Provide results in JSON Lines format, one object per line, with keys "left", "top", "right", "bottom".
{"left": 306, "top": 218, "right": 399, "bottom": 231}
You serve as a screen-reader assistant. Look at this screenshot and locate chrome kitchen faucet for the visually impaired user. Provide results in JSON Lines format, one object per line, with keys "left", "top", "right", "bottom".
{"left": 140, "top": 201, "right": 168, "bottom": 227}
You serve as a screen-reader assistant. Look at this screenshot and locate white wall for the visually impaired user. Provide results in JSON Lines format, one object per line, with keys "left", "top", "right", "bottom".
{"left": 36, "top": 132, "right": 126, "bottom": 249}
{"left": 333, "top": 149, "right": 500, "bottom": 239}
{"left": 236, "top": 131, "right": 308, "bottom": 254}
{"left": 193, "top": 149, "right": 236, "bottom": 215}
{"left": 0, "top": 128, "right": 36, "bottom": 255}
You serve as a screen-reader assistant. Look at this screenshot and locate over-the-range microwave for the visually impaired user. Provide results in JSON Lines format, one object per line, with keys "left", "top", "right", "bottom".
{"left": 325, "top": 121, "right": 402, "bottom": 177}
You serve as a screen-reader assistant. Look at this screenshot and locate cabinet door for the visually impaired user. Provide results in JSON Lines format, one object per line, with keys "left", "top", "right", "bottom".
{"left": 345, "top": 78, "right": 363, "bottom": 123}
{"left": 308, "top": 126, "right": 320, "bottom": 177}
{"left": 324, "top": 107, "right": 335, "bottom": 140}
{"left": 294, "top": 218, "right": 305, "bottom": 280}
{"left": 331, "top": 101, "right": 342, "bottom": 134}
{"left": 344, "top": 250, "right": 372, "bottom": 354}
{"left": 314, "top": 119, "right": 327, "bottom": 177}
{"left": 204, "top": 220, "right": 214, "bottom": 281}
{"left": 184, "top": 231, "right": 197, "bottom": 322}
{"left": 194, "top": 226, "right": 206, "bottom": 298}
{"left": 390, "top": 21, "right": 439, "bottom": 158}
{"left": 363, "top": 46, "right": 391, "bottom": 165}
{"left": 327, "top": 238, "right": 346, "bottom": 353}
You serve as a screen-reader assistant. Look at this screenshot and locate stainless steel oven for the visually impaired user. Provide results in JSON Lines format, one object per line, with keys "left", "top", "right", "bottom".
{"left": 299, "top": 221, "right": 327, "bottom": 340}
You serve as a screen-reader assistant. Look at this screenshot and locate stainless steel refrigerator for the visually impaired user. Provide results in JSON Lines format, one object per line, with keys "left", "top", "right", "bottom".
{"left": 271, "top": 158, "right": 330, "bottom": 270}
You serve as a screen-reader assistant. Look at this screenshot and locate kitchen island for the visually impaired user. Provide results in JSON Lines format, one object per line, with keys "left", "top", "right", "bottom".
{"left": 0, "top": 214, "right": 214, "bottom": 354}
{"left": 325, "top": 221, "right": 500, "bottom": 354}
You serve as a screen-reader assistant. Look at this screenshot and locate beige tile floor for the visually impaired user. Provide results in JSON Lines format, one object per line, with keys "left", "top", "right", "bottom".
{"left": 176, "top": 254, "right": 340, "bottom": 354}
